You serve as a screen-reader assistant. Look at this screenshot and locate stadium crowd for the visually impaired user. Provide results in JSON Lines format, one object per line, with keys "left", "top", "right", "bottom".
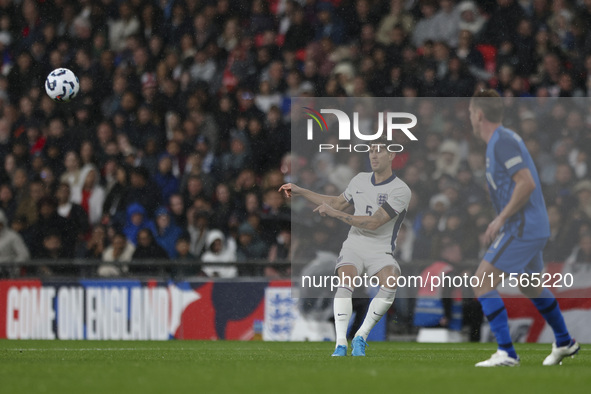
{"left": 0, "top": 0, "right": 590, "bottom": 279}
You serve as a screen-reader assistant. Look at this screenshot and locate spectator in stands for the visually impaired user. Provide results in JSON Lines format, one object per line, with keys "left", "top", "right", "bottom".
{"left": 172, "top": 236, "right": 205, "bottom": 278}
{"left": 236, "top": 221, "right": 267, "bottom": 269}
{"left": 268, "top": 224, "right": 291, "bottom": 262}
{"left": 85, "top": 224, "right": 107, "bottom": 260}
{"left": 545, "top": 204, "right": 573, "bottom": 262}
{"left": 168, "top": 193, "right": 186, "bottom": 228}
{"left": 147, "top": 206, "right": 183, "bottom": 259}
{"left": 100, "top": 231, "right": 135, "bottom": 277}
{"left": 266, "top": 224, "right": 291, "bottom": 278}
{"left": 127, "top": 166, "right": 160, "bottom": 217}
{"left": 15, "top": 177, "right": 44, "bottom": 228}
{"left": 201, "top": 229, "right": 237, "bottom": 277}
{"left": 187, "top": 209, "right": 210, "bottom": 258}
{"left": 430, "top": 192, "right": 451, "bottom": 229}
{"left": 439, "top": 55, "right": 477, "bottom": 96}
{"left": 233, "top": 168, "right": 260, "bottom": 206}
{"left": 0, "top": 119, "right": 12, "bottom": 161}
{"left": 433, "top": 0, "right": 460, "bottom": 48}
{"left": 7, "top": 51, "right": 39, "bottom": 104}
{"left": 108, "top": 2, "right": 140, "bottom": 52}
{"left": 457, "top": 1, "right": 485, "bottom": 36}
{"left": 0, "top": 209, "right": 30, "bottom": 276}
{"left": 479, "top": 0, "right": 526, "bottom": 46}
{"left": 55, "top": 182, "right": 89, "bottom": 251}
{"left": 413, "top": 210, "right": 442, "bottom": 260}
{"left": 283, "top": 3, "right": 314, "bottom": 51}
{"left": 59, "top": 151, "right": 82, "bottom": 189}
{"left": 29, "top": 196, "right": 75, "bottom": 258}
{"left": 0, "top": 183, "right": 16, "bottom": 225}
{"left": 412, "top": 0, "right": 439, "bottom": 48}
{"left": 565, "top": 231, "right": 591, "bottom": 265}
{"left": 154, "top": 153, "right": 180, "bottom": 206}
{"left": 37, "top": 231, "right": 73, "bottom": 275}
{"left": 376, "top": 0, "right": 415, "bottom": 45}
{"left": 70, "top": 164, "right": 105, "bottom": 226}
{"left": 182, "top": 174, "right": 207, "bottom": 209}
{"left": 314, "top": 2, "right": 346, "bottom": 45}
{"left": 219, "top": 131, "right": 251, "bottom": 182}
{"left": 544, "top": 162, "right": 575, "bottom": 206}
{"left": 571, "top": 179, "right": 591, "bottom": 222}
{"left": 260, "top": 187, "right": 290, "bottom": 245}
{"left": 37, "top": 229, "right": 66, "bottom": 260}
{"left": 130, "top": 227, "right": 168, "bottom": 276}
{"left": 123, "top": 203, "right": 151, "bottom": 246}
{"left": 210, "top": 182, "right": 234, "bottom": 234}
{"left": 102, "top": 164, "right": 131, "bottom": 227}
{"left": 513, "top": 19, "right": 536, "bottom": 77}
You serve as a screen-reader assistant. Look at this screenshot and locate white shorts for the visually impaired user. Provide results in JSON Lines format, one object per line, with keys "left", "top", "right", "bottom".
{"left": 335, "top": 247, "right": 401, "bottom": 277}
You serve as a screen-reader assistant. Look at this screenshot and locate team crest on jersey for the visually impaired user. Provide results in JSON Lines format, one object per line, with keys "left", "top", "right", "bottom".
{"left": 377, "top": 193, "right": 388, "bottom": 206}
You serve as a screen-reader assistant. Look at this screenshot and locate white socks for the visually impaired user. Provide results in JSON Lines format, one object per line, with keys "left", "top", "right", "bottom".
{"left": 355, "top": 286, "right": 397, "bottom": 340}
{"left": 334, "top": 286, "right": 353, "bottom": 347}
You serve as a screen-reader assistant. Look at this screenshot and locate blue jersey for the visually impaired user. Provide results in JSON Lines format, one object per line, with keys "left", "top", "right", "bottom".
{"left": 485, "top": 126, "right": 550, "bottom": 240}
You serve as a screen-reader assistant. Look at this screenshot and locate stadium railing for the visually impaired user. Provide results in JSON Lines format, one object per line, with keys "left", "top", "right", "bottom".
{"left": 0, "top": 258, "right": 489, "bottom": 279}
{"left": 0, "top": 258, "right": 293, "bottom": 279}
{"left": 2, "top": 259, "right": 574, "bottom": 280}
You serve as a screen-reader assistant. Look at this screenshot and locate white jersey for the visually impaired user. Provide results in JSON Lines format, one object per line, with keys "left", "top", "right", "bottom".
{"left": 341, "top": 172, "right": 411, "bottom": 254}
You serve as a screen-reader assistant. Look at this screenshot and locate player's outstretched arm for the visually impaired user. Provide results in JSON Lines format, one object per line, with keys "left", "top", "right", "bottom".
{"left": 314, "top": 203, "right": 392, "bottom": 231}
{"left": 484, "top": 168, "right": 536, "bottom": 244}
{"left": 279, "top": 183, "right": 349, "bottom": 210}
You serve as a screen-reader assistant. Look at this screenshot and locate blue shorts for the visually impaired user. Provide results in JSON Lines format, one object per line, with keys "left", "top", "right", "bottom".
{"left": 484, "top": 234, "right": 548, "bottom": 275}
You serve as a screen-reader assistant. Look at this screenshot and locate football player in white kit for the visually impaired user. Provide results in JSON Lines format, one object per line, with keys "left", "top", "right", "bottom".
{"left": 279, "top": 140, "right": 411, "bottom": 356}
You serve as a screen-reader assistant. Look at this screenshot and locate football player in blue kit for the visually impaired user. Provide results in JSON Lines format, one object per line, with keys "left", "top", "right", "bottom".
{"left": 469, "top": 90, "right": 579, "bottom": 367}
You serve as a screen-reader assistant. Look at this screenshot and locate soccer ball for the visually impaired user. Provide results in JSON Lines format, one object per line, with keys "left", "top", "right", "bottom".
{"left": 45, "top": 68, "right": 79, "bottom": 102}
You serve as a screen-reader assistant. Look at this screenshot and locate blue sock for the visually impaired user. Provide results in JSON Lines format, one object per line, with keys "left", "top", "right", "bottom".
{"left": 478, "top": 290, "right": 517, "bottom": 359}
{"left": 531, "top": 288, "right": 571, "bottom": 347}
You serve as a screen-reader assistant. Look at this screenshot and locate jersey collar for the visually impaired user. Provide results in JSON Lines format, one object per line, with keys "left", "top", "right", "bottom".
{"left": 371, "top": 172, "right": 397, "bottom": 186}
{"left": 491, "top": 125, "right": 504, "bottom": 140}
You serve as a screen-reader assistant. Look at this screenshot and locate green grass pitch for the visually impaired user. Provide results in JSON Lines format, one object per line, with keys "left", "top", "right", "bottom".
{"left": 0, "top": 341, "right": 589, "bottom": 394}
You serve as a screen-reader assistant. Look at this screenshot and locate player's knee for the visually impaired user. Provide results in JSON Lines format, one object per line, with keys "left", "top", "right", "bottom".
{"left": 376, "top": 266, "right": 400, "bottom": 287}
{"left": 376, "top": 286, "right": 397, "bottom": 303}
{"left": 473, "top": 285, "right": 490, "bottom": 298}
{"left": 380, "top": 276, "right": 398, "bottom": 290}
{"left": 519, "top": 284, "right": 543, "bottom": 298}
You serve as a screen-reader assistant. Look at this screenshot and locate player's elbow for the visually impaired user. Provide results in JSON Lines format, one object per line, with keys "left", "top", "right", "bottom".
{"left": 366, "top": 220, "right": 382, "bottom": 231}
{"left": 524, "top": 177, "right": 536, "bottom": 193}
{"left": 515, "top": 170, "right": 536, "bottom": 194}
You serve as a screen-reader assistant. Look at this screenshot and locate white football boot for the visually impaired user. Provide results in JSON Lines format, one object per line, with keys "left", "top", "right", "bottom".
{"left": 542, "top": 340, "right": 580, "bottom": 366}
{"left": 475, "top": 350, "right": 520, "bottom": 367}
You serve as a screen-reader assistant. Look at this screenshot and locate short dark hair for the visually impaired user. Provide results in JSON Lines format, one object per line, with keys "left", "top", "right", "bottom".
{"left": 113, "top": 231, "right": 127, "bottom": 240}
{"left": 471, "top": 89, "right": 504, "bottom": 123}
{"left": 374, "top": 134, "right": 390, "bottom": 146}
{"left": 37, "top": 196, "right": 57, "bottom": 210}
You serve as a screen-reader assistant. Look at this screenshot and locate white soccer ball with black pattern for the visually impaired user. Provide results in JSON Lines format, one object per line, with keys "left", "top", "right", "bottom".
{"left": 45, "top": 68, "right": 79, "bottom": 102}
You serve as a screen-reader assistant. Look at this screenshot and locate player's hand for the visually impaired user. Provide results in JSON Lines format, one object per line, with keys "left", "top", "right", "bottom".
{"left": 278, "top": 183, "right": 300, "bottom": 198}
{"left": 313, "top": 202, "right": 334, "bottom": 217}
{"left": 484, "top": 216, "right": 505, "bottom": 245}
